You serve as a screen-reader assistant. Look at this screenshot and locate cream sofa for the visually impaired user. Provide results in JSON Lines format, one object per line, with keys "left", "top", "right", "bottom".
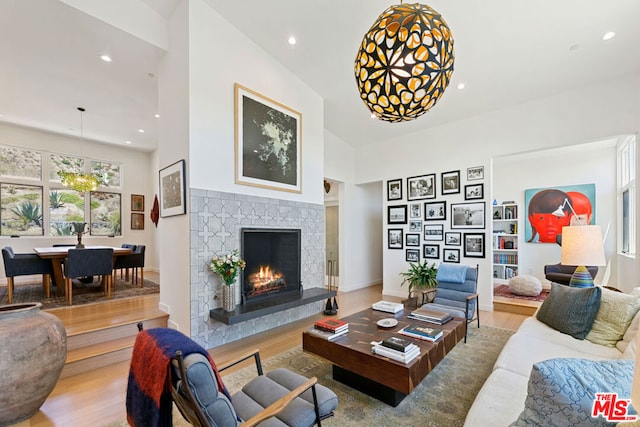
{"left": 464, "top": 286, "right": 640, "bottom": 427}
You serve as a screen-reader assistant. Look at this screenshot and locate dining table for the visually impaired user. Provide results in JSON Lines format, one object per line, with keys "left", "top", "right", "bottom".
{"left": 33, "top": 246, "right": 133, "bottom": 297}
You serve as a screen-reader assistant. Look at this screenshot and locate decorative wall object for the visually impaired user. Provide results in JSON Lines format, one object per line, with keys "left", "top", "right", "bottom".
{"left": 451, "top": 202, "right": 485, "bottom": 229}
{"left": 388, "top": 229, "right": 404, "bottom": 249}
{"left": 150, "top": 194, "right": 159, "bottom": 227}
{"left": 409, "top": 203, "right": 422, "bottom": 219}
{"left": 445, "top": 232, "right": 461, "bottom": 246}
{"left": 388, "top": 204, "right": 408, "bottom": 224}
{"left": 406, "top": 233, "right": 420, "bottom": 247}
{"left": 423, "top": 244, "right": 440, "bottom": 259}
{"left": 159, "top": 159, "right": 186, "bottom": 217}
{"left": 464, "top": 233, "right": 485, "bottom": 258}
{"left": 409, "top": 220, "right": 422, "bottom": 232}
{"left": 423, "top": 224, "right": 443, "bottom": 241}
{"left": 387, "top": 179, "right": 402, "bottom": 201}
{"left": 89, "top": 191, "right": 122, "bottom": 236}
{"left": 131, "top": 194, "right": 144, "bottom": 211}
{"left": 407, "top": 174, "right": 436, "bottom": 200}
{"left": 524, "top": 183, "right": 596, "bottom": 243}
{"left": 424, "top": 201, "right": 446, "bottom": 220}
{"left": 406, "top": 249, "right": 420, "bottom": 262}
{"left": 467, "top": 166, "right": 484, "bottom": 181}
{"left": 465, "top": 183, "right": 484, "bottom": 200}
{"left": 235, "top": 83, "right": 302, "bottom": 193}
{"left": 131, "top": 213, "right": 144, "bottom": 230}
{"left": 443, "top": 248, "right": 460, "bottom": 263}
{"left": 441, "top": 170, "right": 460, "bottom": 195}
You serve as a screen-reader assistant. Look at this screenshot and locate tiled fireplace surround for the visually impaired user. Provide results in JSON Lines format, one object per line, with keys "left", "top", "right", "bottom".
{"left": 190, "top": 188, "right": 325, "bottom": 348}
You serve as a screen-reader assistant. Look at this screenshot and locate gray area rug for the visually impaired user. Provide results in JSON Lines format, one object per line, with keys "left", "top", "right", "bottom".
{"left": 0, "top": 277, "right": 159, "bottom": 309}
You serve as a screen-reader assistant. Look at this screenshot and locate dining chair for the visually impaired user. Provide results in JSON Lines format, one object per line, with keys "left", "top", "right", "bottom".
{"left": 113, "top": 244, "right": 145, "bottom": 287}
{"left": 2, "top": 246, "right": 54, "bottom": 303}
{"left": 63, "top": 248, "right": 114, "bottom": 305}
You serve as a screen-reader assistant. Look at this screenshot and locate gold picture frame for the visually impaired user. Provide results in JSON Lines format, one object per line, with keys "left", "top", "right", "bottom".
{"left": 131, "top": 194, "right": 144, "bottom": 212}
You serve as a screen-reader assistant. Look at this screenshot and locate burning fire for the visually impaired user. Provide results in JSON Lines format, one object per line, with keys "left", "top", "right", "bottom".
{"left": 248, "top": 265, "right": 285, "bottom": 295}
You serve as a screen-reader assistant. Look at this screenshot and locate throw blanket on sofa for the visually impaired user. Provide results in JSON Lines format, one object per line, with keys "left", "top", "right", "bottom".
{"left": 436, "top": 264, "right": 468, "bottom": 284}
{"left": 126, "top": 328, "right": 231, "bottom": 427}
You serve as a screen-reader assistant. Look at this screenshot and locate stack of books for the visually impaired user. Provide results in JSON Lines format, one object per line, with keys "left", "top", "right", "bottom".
{"left": 408, "top": 306, "right": 452, "bottom": 325}
{"left": 372, "top": 300, "right": 404, "bottom": 314}
{"left": 372, "top": 336, "right": 420, "bottom": 364}
{"left": 307, "top": 318, "right": 349, "bottom": 341}
{"left": 398, "top": 323, "right": 443, "bottom": 342}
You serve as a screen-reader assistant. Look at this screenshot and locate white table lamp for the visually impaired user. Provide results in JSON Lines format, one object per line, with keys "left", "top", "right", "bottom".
{"left": 560, "top": 225, "right": 606, "bottom": 287}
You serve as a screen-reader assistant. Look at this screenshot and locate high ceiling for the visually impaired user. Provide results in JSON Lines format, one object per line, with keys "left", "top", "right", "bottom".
{"left": 1, "top": 0, "right": 639, "bottom": 152}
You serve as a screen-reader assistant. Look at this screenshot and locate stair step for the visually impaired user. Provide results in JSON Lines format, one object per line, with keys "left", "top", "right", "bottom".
{"left": 493, "top": 295, "right": 540, "bottom": 316}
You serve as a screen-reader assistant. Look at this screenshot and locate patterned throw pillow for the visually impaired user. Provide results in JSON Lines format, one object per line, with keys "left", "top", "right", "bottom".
{"left": 536, "top": 283, "right": 601, "bottom": 340}
{"left": 586, "top": 287, "right": 640, "bottom": 347}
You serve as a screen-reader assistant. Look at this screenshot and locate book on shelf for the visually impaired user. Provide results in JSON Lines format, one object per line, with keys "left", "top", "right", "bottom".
{"left": 307, "top": 326, "right": 348, "bottom": 341}
{"left": 381, "top": 336, "right": 414, "bottom": 352}
{"left": 372, "top": 300, "right": 404, "bottom": 314}
{"left": 398, "top": 324, "right": 443, "bottom": 342}
{"left": 314, "top": 317, "right": 349, "bottom": 333}
{"left": 372, "top": 343, "right": 420, "bottom": 364}
{"left": 409, "top": 307, "right": 452, "bottom": 324}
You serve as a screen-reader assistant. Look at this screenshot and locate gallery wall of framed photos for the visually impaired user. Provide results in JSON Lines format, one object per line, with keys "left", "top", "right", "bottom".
{"left": 386, "top": 165, "right": 487, "bottom": 265}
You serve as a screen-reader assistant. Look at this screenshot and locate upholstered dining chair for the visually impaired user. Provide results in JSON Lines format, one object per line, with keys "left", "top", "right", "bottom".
{"left": 2, "top": 246, "right": 54, "bottom": 303}
{"left": 113, "top": 244, "right": 145, "bottom": 287}
{"left": 63, "top": 248, "right": 114, "bottom": 305}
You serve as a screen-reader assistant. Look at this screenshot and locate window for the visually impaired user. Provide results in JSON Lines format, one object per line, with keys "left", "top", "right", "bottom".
{"left": 617, "top": 136, "right": 636, "bottom": 256}
{"left": 91, "top": 160, "right": 121, "bottom": 188}
{"left": 90, "top": 191, "right": 122, "bottom": 236}
{"left": 49, "top": 188, "right": 85, "bottom": 235}
{"left": 0, "top": 183, "right": 44, "bottom": 236}
{"left": 1, "top": 146, "right": 41, "bottom": 181}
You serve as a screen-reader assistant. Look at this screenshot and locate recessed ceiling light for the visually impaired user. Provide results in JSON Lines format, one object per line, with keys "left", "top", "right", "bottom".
{"left": 457, "top": 83, "right": 465, "bottom": 90}
{"left": 155, "top": 114, "right": 160, "bottom": 118}
{"left": 569, "top": 44, "right": 580, "bottom": 52}
{"left": 100, "top": 54, "right": 112, "bottom": 62}
{"left": 288, "top": 36, "right": 297, "bottom": 45}
{"left": 602, "top": 32, "right": 615, "bottom": 41}
{"left": 125, "top": 140, "right": 132, "bottom": 145}
{"left": 138, "top": 129, "right": 145, "bottom": 133}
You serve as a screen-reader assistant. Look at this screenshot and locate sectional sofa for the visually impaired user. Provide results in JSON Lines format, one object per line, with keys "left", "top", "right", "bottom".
{"left": 464, "top": 284, "right": 640, "bottom": 426}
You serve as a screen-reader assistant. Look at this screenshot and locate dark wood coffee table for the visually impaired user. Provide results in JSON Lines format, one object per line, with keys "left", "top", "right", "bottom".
{"left": 302, "top": 307, "right": 465, "bottom": 406}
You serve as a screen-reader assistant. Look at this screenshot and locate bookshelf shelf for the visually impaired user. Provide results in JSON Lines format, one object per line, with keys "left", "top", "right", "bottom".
{"left": 492, "top": 203, "right": 519, "bottom": 285}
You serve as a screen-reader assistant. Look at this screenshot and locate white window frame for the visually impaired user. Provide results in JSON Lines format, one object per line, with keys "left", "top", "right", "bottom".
{"left": 617, "top": 135, "right": 636, "bottom": 257}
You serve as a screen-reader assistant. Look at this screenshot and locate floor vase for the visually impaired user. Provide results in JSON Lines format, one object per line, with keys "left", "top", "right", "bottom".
{"left": 0, "top": 303, "right": 67, "bottom": 427}
{"left": 222, "top": 283, "right": 237, "bottom": 312}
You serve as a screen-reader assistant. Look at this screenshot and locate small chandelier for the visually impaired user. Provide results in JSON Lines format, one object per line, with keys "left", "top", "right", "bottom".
{"left": 58, "top": 107, "right": 100, "bottom": 192}
{"left": 354, "top": 2, "right": 455, "bottom": 122}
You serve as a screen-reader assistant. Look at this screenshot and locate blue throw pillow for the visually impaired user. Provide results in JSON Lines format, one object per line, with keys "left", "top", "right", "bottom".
{"left": 536, "top": 283, "right": 601, "bottom": 339}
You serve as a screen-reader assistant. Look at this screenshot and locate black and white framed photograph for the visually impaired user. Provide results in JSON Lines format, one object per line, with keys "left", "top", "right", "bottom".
{"left": 464, "top": 183, "right": 484, "bottom": 200}
{"left": 423, "top": 244, "right": 440, "bottom": 259}
{"left": 443, "top": 248, "right": 460, "bottom": 263}
{"left": 235, "top": 83, "right": 302, "bottom": 193}
{"left": 424, "top": 201, "right": 446, "bottom": 221}
{"left": 407, "top": 174, "right": 436, "bottom": 200}
{"left": 451, "top": 201, "right": 486, "bottom": 229}
{"left": 406, "top": 249, "right": 420, "bottom": 262}
{"left": 467, "top": 166, "right": 484, "bottom": 181}
{"left": 388, "top": 228, "right": 403, "bottom": 249}
{"left": 423, "top": 224, "right": 444, "bottom": 241}
{"left": 441, "top": 170, "right": 460, "bottom": 195}
{"left": 406, "top": 233, "right": 420, "bottom": 247}
{"left": 409, "top": 203, "right": 422, "bottom": 219}
{"left": 387, "top": 179, "right": 402, "bottom": 201}
{"left": 409, "top": 220, "right": 422, "bottom": 232}
{"left": 445, "top": 232, "right": 462, "bottom": 246}
{"left": 159, "top": 159, "right": 186, "bottom": 217}
{"left": 387, "top": 204, "right": 407, "bottom": 224}
{"left": 464, "top": 233, "right": 486, "bottom": 258}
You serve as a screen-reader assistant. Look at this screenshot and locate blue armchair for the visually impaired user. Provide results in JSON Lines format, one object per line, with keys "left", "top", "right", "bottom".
{"left": 2, "top": 246, "right": 54, "bottom": 303}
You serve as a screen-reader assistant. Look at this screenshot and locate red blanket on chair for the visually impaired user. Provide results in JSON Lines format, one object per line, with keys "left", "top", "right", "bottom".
{"left": 126, "top": 328, "right": 230, "bottom": 427}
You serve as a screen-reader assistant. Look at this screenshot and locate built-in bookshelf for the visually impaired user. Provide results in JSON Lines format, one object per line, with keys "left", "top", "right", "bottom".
{"left": 492, "top": 203, "right": 519, "bottom": 285}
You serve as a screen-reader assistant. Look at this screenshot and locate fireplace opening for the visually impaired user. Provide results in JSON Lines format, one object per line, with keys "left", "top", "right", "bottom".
{"left": 241, "top": 228, "right": 301, "bottom": 305}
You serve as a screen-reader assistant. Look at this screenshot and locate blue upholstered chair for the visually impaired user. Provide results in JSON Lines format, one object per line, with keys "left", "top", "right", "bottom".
{"left": 421, "top": 264, "right": 479, "bottom": 342}
{"left": 63, "top": 248, "right": 114, "bottom": 305}
{"left": 2, "top": 246, "right": 54, "bottom": 303}
{"left": 113, "top": 244, "right": 145, "bottom": 287}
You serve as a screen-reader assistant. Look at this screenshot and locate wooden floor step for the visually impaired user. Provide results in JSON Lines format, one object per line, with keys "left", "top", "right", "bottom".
{"left": 493, "top": 295, "right": 541, "bottom": 316}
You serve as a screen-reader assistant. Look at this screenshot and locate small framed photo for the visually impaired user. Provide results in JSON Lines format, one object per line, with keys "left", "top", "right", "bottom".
{"left": 409, "top": 203, "right": 422, "bottom": 219}
{"left": 467, "top": 166, "right": 484, "bottom": 181}
{"left": 424, "top": 201, "right": 446, "bottom": 221}
{"left": 387, "top": 179, "right": 402, "bottom": 201}
{"left": 445, "top": 232, "right": 462, "bottom": 246}
{"left": 423, "top": 224, "right": 444, "bottom": 241}
{"left": 388, "top": 229, "right": 404, "bottom": 249}
{"left": 387, "top": 205, "right": 407, "bottom": 224}
{"left": 131, "top": 213, "right": 145, "bottom": 230}
{"left": 159, "top": 159, "right": 186, "bottom": 217}
{"left": 451, "top": 202, "right": 485, "bottom": 229}
{"left": 464, "top": 183, "right": 484, "bottom": 200}
{"left": 131, "top": 194, "right": 145, "bottom": 212}
{"left": 464, "top": 233, "right": 485, "bottom": 258}
{"left": 441, "top": 170, "right": 460, "bottom": 195}
{"left": 407, "top": 174, "right": 436, "bottom": 201}
{"left": 423, "top": 244, "right": 440, "bottom": 259}
{"left": 406, "top": 249, "right": 420, "bottom": 262}
{"left": 409, "top": 220, "right": 423, "bottom": 232}
{"left": 406, "top": 233, "right": 420, "bottom": 247}
{"left": 443, "top": 248, "right": 460, "bottom": 263}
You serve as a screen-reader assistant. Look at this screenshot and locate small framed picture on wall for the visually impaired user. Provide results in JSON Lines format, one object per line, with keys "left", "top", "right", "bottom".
{"left": 406, "top": 249, "right": 420, "bottom": 262}
{"left": 424, "top": 201, "right": 446, "bottom": 221}
{"left": 467, "top": 166, "right": 484, "bottom": 181}
{"left": 464, "top": 233, "right": 485, "bottom": 258}
{"left": 387, "top": 179, "right": 402, "bottom": 201}
{"left": 445, "top": 232, "right": 461, "bottom": 246}
{"left": 388, "top": 229, "right": 403, "bottom": 249}
{"left": 423, "top": 224, "right": 444, "bottom": 241}
{"left": 387, "top": 205, "right": 407, "bottom": 224}
{"left": 406, "top": 233, "right": 420, "bottom": 247}
{"left": 464, "top": 184, "right": 484, "bottom": 200}
{"left": 441, "top": 170, "right": 460, "bottom": 195}
{"left": 423, "top": 244, "right": 440, "bottom": 259}
{"left": 443, "top": 248, "right": 460, "bottom": 263}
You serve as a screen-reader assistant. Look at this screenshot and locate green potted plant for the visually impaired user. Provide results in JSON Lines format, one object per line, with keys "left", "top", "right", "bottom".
{"left": 400, "top": 260, "right": 438, "bottom": 306}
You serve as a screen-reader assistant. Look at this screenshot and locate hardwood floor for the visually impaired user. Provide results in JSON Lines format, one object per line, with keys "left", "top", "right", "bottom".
{"left": 11, "top": 280, "right": 529, "bottom": 427}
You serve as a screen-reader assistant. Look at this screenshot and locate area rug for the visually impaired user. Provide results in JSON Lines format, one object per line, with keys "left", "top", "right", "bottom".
{"left": 108, "top": 325, "right": 513, "bottom": 427}
{"left": 0, "top": 277, "right": 159, "bottom": 309}
{"left": 494, "top": 284, "right": 549, "bottom": 302}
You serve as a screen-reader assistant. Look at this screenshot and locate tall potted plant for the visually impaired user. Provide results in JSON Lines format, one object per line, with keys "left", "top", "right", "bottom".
{"left": 400, "top": 260, "right": 438, "bottom": 306}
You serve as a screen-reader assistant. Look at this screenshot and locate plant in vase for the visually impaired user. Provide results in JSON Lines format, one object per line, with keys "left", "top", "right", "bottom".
{"left": 210, "top": 249, "right": 246, "bottom": 311}
{"left": 400, "top": 260, "right": 438, "bottom": 307}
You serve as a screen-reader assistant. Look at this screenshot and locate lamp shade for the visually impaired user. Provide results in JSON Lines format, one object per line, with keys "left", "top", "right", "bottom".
{"left": 354, "top": 3, "right": 454, "bottom": 122}
{"left": 560, "top": 225, "right": 606, "bottom": 267}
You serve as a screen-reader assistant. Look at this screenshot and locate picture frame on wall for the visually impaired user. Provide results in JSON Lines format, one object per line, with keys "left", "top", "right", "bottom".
{"left": 464, "top": 233, "right": 485, "bottom": 258}
{"left": 409, "top": 220, "right": 422, "bottom": 232}
{"left": 464, "top": 183, "right": 484, "bottom": 200}
{"left": 131, "top": 213, "right": 144, "bottom": 230}
{"left": 423, "top": 224, "right": 444, "bottom": 241}
{"left": 406, "top": 249, "right": 420, "bottom": 262}
{"left": 387, "top": 205, "right": 407, "bottom": 224}
{"left": 407, "top": 174, "right": 436, "bottom": 200}
{"left": 406, "top": 233, "right": 420, "bottom": 247}
{"left": 423, "top": 244, "right": 440, "bottom": 259}
{"left": 235, "top": 83, "right": 302, "bottom": 193}
{"left": 451, "top": 202, "right": 485, "bottom": 229}
{"left": 467, "top": 166, "right": 484, "bottom": 181}
{"left": 441, "top": 170, "right": 460, "bottom": 195}
{"left": 424, "top": 201, "right": 446, "bottom": 221}
{"left": 409, "top": 203, "right": 422, "bottom": 219}
{"left": 443, "top": 248, "right": 460, "bottom": 263}
{"left": 388, "top": 228, "right": 403, "bottom": 249}
{"left": 445, "top": 232, "right": 462, "bottom": 246}
{"left": 159, "top": 159, "right": 186, "bottom": 217}
{"left": 387, "top": 179, "right": 402, "bottom": 201}
{"left": 131, "top": 194, "right": 144, "bottom": 212}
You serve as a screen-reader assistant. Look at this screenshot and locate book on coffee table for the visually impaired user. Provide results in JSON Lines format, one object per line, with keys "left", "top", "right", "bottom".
{"left": 307, "top": 326, "right": 348, "bottom": 341}
{"left": 314, "top": 318, "right": 349, "bottom": 333}
{"left": 398, "top": 324, "right": 443, "bottom": 342}
{"left": 408, "top": 307, "right": 452, "bottom": 324}
{"left": 381, "top": 336, "right": 414, "bottom": 352}
{"left": 372, "top": 300, "right": 404, "bottom": 314}
{"left": 372, "top": 343, "right": 420, "bottom": 364}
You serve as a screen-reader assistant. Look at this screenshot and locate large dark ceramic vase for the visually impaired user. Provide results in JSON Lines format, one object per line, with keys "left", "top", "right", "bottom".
{"left": 0, "top": 303, "right": 67, "bottom": 426}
